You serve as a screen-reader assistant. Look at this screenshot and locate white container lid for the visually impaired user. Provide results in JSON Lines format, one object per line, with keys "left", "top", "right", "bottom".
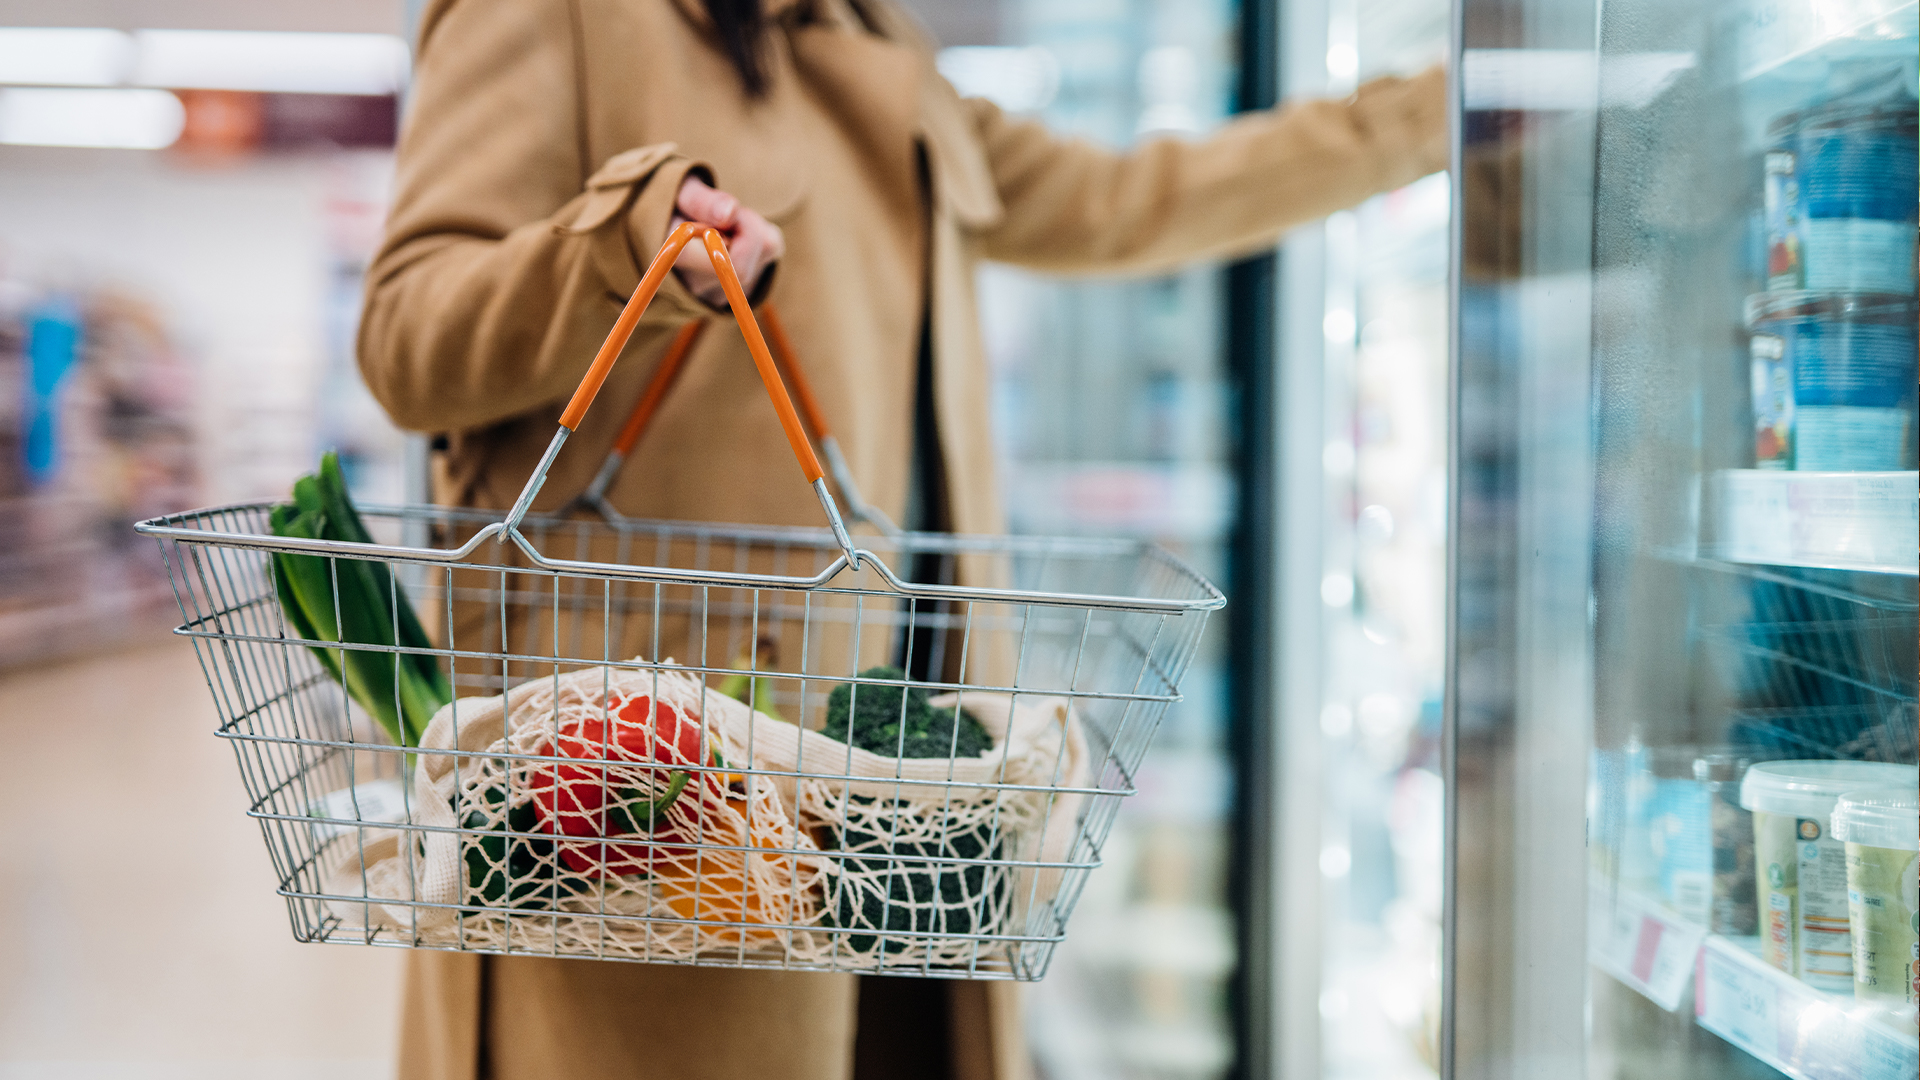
{"left": 1833, "top": 788, "right": 1920, "bottom": 852}
{"left": 1738, "top": 760, "right": 1917, "bottom": 820}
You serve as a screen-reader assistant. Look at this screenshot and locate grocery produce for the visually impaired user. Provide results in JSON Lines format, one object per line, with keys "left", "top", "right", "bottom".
{"left": 268, "top": 452, "right": 450, "bottom": 749}
{"left": 823, "top": 666, "right": 991, "bottom": 759}
{"left": 819, "top": 667, "right": 1003, "bottom": 954}
{"left": 461, "top": 784, "right": 555, "bottom": 908}
{"left": 715, "top": 652, "right": 785, "bottom": 722}
{"left": 530, "top": 691, "right": 716, "bottom": 877}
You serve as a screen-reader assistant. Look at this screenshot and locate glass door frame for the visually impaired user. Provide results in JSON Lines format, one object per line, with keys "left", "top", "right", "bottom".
{"left": 1443, "top": 1, "right": 1604, "bottom": 1076}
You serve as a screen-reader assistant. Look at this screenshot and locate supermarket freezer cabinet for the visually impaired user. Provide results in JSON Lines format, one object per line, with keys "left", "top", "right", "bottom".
{"left": 1446, "top": 0, "right": 1918, "bottom": 1078}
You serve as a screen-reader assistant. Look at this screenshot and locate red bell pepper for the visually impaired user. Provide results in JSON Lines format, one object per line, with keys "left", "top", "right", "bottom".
{"left": 531, "top": 692, "right": 723, "bottom": 877}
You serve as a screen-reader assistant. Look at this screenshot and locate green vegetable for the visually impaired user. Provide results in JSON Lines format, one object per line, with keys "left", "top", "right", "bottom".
{"left": 462, "top": 785, "right": 556, "bottom": 908}
{"left": 603, "top": 774, "right": 691, "bottom": 835}
{"left": 269, "top": 451, "right": 450, "bottom": 749}
{"left": 828, "top": 817, "right": 1004, "bottom": 957}
{"left": 823, "top": 666, "right": 990, "bottom": 759}
{"left": 715, "top": 655, "right": 785, "bottom": 722}
{"left": 819, "top": 667, "right": 1002, "bottom": 956}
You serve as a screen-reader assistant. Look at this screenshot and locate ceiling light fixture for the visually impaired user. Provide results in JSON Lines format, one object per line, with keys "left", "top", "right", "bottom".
{"left": 0, "top": 86, "right": 185, "bottom": 149}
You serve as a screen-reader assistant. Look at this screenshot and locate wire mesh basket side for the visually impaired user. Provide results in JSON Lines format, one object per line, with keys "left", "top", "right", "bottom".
{"left": 147, "top": 503, "right": 1216, "bottom": 978}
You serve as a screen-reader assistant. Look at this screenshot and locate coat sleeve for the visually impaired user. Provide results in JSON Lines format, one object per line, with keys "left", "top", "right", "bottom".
{"left": 969, "top": 66, "right": 1448, "bottom": 275}
{"left": 358, "top": 0, "right": 711, "bottom": 434}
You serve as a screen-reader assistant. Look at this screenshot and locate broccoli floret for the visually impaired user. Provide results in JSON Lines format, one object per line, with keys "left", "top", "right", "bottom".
{"left": 827, "top": 819, "right": 1005, "bottom": 956}
{"left": 819, "top": 668, "right": 1004, "bottom": 958}
{"left": 824, "top": 666, "right": 992, "bottom": 759}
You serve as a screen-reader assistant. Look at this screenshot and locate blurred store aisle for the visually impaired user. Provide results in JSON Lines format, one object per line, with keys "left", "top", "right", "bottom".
{"left": 0, "top": 642, "right": 400, "bottom": 1080}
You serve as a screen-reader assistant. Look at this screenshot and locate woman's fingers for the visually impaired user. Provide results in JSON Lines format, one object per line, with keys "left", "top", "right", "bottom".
{"left": 724, "top": 205, "right": 785, "bottom": 293}
{"left": 671, "top": 175, "right": 782, "bottom": 306}
{"left": 675, "top": 175, "right": 739, "bottom": 230}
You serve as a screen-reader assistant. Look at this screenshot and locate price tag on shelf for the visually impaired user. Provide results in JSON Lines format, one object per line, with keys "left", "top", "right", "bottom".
{"left": 1858, "top": 1024, "right": 1920, "bottom": 1080}
{"left": 1590, "top": 884, "right": 1707, "bottom": 1011}
{"left": 1697, "top": 934, "right": 1920, "bottom": 1080}
{"left": 1711, "top": 470, "right": 1920, "bottom": 575}
{"left": 1697, "top": 943, "right": 1778, "bottom": 1060}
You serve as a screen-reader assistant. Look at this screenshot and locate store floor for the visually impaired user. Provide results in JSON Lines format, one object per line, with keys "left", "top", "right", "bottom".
{"left": 0, "top": 642, "right": 401, "bottom": 1080}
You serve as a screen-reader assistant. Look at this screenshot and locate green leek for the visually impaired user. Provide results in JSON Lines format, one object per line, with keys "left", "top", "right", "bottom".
{"left": 269, "top": 451, "right": 450, "bottom": 749}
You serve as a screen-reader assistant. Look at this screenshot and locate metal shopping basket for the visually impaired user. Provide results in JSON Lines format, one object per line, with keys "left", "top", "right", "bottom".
{"left": 136, "top": 223, "right": 1223, "bottom": 980}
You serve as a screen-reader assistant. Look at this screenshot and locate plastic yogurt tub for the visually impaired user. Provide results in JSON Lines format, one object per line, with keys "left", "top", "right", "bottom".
{"left": 1832, "top": 787, "right": 1920, "bottom": 1021}
{"left": 1745, "top": 292, "right": 1917, "bottom": 471}
{"left": 1740, "top": 760, "right": 1918, "bottom": 992}
{"left": 1795, "top": 102, "right": 1918, "bottom": 295}
{"left": 1764, "top": 101, "right": 1919, "bottom": 295}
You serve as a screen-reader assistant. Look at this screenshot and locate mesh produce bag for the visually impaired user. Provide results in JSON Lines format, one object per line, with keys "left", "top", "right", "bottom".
{"left": 327, "top": 662, "right": 827, "bottom": 959}
{"left": 789, "top": 692, "right": 1089, "bottom": 968}
{"left": 325, "top": 661, "right": 1086, "bottom": 968}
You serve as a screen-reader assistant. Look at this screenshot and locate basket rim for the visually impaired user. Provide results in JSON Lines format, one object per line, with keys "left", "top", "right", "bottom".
{"left": 136, "top": 499, "right": 1228, "bottom": 616}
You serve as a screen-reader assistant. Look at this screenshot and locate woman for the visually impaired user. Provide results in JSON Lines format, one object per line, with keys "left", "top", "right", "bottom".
{"left": 358, "top": 0, "right": 1445, "bottom": 1076}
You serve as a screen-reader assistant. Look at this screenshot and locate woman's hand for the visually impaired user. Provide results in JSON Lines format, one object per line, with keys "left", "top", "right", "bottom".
{"left": 671, "top": 175, "right": 783, "bottom": 307}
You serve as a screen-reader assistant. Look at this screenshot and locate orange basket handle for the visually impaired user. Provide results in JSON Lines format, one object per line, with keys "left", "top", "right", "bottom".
{"left": 583, "top": 302, "right": 901, "bottom": 535}
{"left": 561, "top": 222, "right": 822, "bottom": 476}
{"left": 501, "top": 222, "right": 858, "bottom": 563}
{"left": 759, "top": 305, "right": 830, "bottom": 440}
{"left": 578, "top": 318, "right": 705, "bottom": 505}
{"left": 761, "top": 305, "right": 901, "bottom": 535}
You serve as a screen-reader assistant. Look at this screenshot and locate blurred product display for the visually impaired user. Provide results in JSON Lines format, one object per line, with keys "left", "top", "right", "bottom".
{"left": 1454, "top": 0, "right": 1917, "bottom": 1076}
{"left": 0, "top": 118, "right": 403, "bottom": 670}
{"left": 1745, "top": 292, "right": 1918, "bottom": 472}
{"left": 1739, "top": 760, "right": 1917, "bottom": 990}
{"left": 0, "top": 281, "right": 198, "bottom": 666}
{"left": 13, "top": 3, "right": 1915, "bottom": 1079}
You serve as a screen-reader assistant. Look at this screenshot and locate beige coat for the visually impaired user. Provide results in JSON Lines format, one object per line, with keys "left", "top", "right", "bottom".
{"left": 359, "top": 0, "right": 1445, "bottom": 1076}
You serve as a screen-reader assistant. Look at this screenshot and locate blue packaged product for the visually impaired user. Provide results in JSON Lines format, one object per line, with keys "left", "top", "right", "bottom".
{"left": 1746, "top": 292, "right": 1917, "bottom": 471}
{"left": 1649, "top": 772, "right": 1713, "bottom": 924}
{"left": 1795, "top": 102, "right": 1917, "bottom": 294}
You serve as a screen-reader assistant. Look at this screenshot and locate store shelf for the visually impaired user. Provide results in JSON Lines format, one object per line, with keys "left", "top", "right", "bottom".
{"left": 1696, "top": 935, "right": 1919, "bottom": 1080}
{"left": 1595, "top": 884, "right": 1920, "bottom": 1079}
{"left": 1707, "top": 470, "right": 1918, "bottom": 577}
{"left": 1735, "top": 0, "right": 1918, "bottom": 83}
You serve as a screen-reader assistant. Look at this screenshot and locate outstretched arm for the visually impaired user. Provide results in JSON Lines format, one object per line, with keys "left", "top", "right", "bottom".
{"left": 972, "top": 67, "right": 1447, "bottom": 275}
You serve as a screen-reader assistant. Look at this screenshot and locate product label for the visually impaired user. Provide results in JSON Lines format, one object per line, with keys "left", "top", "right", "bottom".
{"left": 1786, "top": 320, "right": 1916, "bottom": 409}
{"left": 1766, "top": 887, "right": 1795, "bottom": 971}
{"left": 1698, "top": 942, "right": 1779, "bottom": 1058}
{"left": 1651, "top": 778, "right": 1714, "bottom": 926}
{"left": 1802, "top": 218, "right": 1920, "bottom": 294}
{"left": 1847, "top": 844, "right": 1920, "bottom": 1011}
{"left": 1798, "top": 126, "right": 1920, "bottom": 222}
{"left": 1795, "top": 406, "right": 1913, "bottom": 471}
{"left": 1750, "top": 333, "right": 1793, "bottom": 468}
{"left": 1795, "top": 818, "right": 1855, "bottom": 992}
{"left": 1764, "top": 149, "right": 1804, "bottom": 291}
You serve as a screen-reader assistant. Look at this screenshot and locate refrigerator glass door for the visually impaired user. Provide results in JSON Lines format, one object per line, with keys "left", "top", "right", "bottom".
{"left": 1450, "top": 0, "right": 1918, "bottom": 1078}
{"left": 963, "top": 2, "right": 1244, "bottom": 1075}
